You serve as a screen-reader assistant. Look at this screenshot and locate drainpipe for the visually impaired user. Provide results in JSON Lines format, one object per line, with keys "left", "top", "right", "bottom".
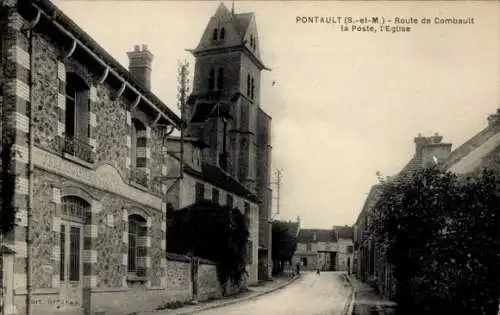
{"left": 24, "top": 9, "right": 41, "bottom": 315}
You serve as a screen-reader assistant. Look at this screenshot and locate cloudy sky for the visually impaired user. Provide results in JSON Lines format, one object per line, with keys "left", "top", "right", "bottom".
{"left": 54, "top": 0, "right": 499, "bottom": 229}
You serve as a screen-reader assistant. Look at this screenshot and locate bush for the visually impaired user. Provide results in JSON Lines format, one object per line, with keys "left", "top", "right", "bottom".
{"left": 373, "top": 167, "right": 500, "bottom": 315}
{"left": 167, "top": 200, "right": 249, "bottom": 291}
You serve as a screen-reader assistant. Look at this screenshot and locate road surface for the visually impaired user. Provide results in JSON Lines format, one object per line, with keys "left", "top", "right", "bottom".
{"left": 196, "top": 271, "right": 352, "bottom": 315}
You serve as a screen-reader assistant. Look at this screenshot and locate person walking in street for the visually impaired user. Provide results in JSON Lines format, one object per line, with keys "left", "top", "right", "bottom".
{"left": 296, "top": 262, "right": 300, "bottom": 275}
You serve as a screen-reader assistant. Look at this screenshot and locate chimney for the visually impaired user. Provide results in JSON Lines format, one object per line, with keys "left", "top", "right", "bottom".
{"left": 487, "top": 108, "right": 500, "bottom": 128}
{"left": 415, "top": 133, "right": 452, "bottom": 167}
{"left": 126, "top": 44, "right": 154, "bottom": 90}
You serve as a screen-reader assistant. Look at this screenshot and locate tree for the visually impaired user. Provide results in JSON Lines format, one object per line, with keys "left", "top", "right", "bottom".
{"left": 167, "top": 200, "right": 249, "bottom": 293}
{"left": 272, "top": 220, "right": 297, "bottom": 275}
{"left": 372, "top": 166, "right": 500, "bottom": 315}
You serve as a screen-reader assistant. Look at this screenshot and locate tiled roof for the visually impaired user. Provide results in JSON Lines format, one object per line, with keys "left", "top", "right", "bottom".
{"left": 233, "top": 13, "right": 253, "bottom": 37}
{"left": 182, "top": 162, "right": 260, "bottom": 203}
{"left": 334, "top": 226, "right": 354, "bottom": 240}
{"left": 297, "top": 229, "right": 337, "bottom": 243}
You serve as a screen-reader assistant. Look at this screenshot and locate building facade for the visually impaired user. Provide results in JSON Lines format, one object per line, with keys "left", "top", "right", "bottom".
{"left": 293, "top": 229, "right": 338, "bottom": 271}
{"left": 354, "top": 133, "right": 453, "bottom": 299}
{"left": 185, "top": 3, "right": 273, "bottom": 280}
{"left": 0, "top": 1, "right": 186, "bottom": 314}
{"left": 164, "top": 137, "right": 261, "bottom": 284}
{"left": 333, "top": 226, "right": 354, "bottom": 273}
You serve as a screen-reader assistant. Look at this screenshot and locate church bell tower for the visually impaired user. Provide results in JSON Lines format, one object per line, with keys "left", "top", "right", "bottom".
{"left": 186, "top": 2, "right": 270, "bottom": 192}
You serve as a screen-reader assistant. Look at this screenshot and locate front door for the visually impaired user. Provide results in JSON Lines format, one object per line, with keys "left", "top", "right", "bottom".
{"left": 59, "top": 222, "right": 83, "bottom": 309}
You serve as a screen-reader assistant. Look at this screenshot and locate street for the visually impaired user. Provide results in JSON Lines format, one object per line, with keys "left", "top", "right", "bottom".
{"left": 195, "top": 272, "right": 352, "bottom": 315}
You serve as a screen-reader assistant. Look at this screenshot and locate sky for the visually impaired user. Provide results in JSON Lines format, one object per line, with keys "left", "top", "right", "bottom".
{"left": 53, "top": 0, "right": 499, "bottom": 229}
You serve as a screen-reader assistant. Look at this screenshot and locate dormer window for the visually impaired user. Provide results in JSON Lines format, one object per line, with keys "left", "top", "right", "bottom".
{"left": 212, "top": 28, "right": 218, "bottom": 41}
{"left": 220, "top": 27, "right": 225, "bottom": 40}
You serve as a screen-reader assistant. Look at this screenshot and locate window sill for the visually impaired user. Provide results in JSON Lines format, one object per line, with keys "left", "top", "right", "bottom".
{"left": 62, "top": 152, "right": 94, "bottom": 169}
{"left": 126, "top": 275, "right": 148, "bottom": 284}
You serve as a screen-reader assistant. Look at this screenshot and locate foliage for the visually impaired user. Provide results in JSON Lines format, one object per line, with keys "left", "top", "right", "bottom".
{"left": 167, "top": 200, "right": 249, "bottom": 290}
{"left": 271, "top": 220, "right": 297, "bottom": 275}
{"left": 0, "top": 130, "right": 17, "bottom": 236}
{"left": 372, "top": 166, "right": 500, "bottom": 315}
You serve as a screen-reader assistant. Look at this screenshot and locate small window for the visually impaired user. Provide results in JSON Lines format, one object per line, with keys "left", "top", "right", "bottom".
{"left": 246, "top": 74, "right": 250, "bottom": 96}
{"left": 208, "top": 69, "right": 215, "bottom": 91}
{"left": 226, "top": 194, "right": 234, "bottom": 208}
{"left": 250, "top": 35, "right": 253, "bottom": 48}
{"left": 220, "top": 27, "right": 225, "bottom": 39}
{"left": 195, "top": 182, "right": 205, "bottom": 201}
{"left": 212, "top": 188, "right": 220, "bottom": 203}
{"left": 250, "top": 77, "right": 255, "bottom": 100}
{"left": 212, "top": 28, "right": 218, "bottom": 40}
{"left": 217, "top": 68, "right": 224, "bottom": 90}
{"left": 306, "top": 243, "right": 312, "bottom": 251}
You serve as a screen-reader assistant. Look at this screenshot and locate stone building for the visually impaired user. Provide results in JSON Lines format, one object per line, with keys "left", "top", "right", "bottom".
{"left": 184, "top": 3, "right": 273, "bottom": 281}
{"left": 164, "top": 136, "right": 261, "bottom": 284}
{"left": 333, "top": 225, "right": 354, "bottom": 273}
{"left": 293, "top": 229, "right": 338, "bottom": 271}
{"left": 0, "top": 1, "right": 184, "bottom": 314}
{"left": 354, "top": 133, "right": 453, "bottom": 299}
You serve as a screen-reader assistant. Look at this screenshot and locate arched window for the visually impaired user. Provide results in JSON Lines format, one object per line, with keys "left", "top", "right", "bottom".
{"left": 212, "top": 28, "right": 218, "bottom": 40}
{"left": 208, "top": 68, "right": 215, "bottom": 91}
{"left": 128, "top": 214, "right": 147, "bottom": 277}
{"left": 64, "top": 72, "right": 92, "bottom": 162}
{"left": 220, "top": 27, "right": 225, "bottom": 39}
{"left": 217, "top": 68, "right": 224, "bottom": 90}
{"left": 60, "top": 196, "right": 90, "bottom": 283}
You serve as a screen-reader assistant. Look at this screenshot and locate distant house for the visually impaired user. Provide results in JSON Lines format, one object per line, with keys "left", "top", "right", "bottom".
{"left": 294, "top": 229, "right": 337, "bottom": 271}
{"left": 333, "top": 226, "right": 354, "bottom": 273}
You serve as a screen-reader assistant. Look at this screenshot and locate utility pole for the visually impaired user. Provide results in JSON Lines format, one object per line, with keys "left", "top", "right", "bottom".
{"left": 274, "top": 169, "right": 283, "bottom": 215}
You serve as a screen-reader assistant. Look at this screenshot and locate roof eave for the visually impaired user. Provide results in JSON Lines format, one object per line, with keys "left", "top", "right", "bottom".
{"left": 30, "top": 0, "right": 183, "bottom": 128}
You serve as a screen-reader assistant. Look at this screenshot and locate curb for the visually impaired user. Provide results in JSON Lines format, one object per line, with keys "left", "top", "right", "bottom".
{"left": 173, "top": 275, "right": 301, "bottom": 315}
{"left": 343, "top": 274, "right": 356, "bottom": 315}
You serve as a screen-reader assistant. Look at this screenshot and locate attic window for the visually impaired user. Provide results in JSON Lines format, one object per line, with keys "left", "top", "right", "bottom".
{"left": 220, "top": 27, "right": 225, "bottom": 39}
{"left": 212, "top": 28, "right": 218, "bottom": 40}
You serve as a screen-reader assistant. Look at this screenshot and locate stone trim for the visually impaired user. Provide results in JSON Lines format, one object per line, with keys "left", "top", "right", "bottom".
{"left": 88, "top": 85, "right": 98, "bottom": 153}
{"left": 57, "top": 61, "right": 66, "bottom": 137}
{"left": 126, "top": 111, "right": 132, "bottom": 171}
{"left": 4, "top": 10, "right": 30, "bottom": 293}
{"left": 82, "top": 200, "right": 100, "bottom": 288}
{"left": 122, "top": 208, "right": 128, "bottom": 288}
{"left": 52, "top": 187, "right": 62, "bottom": 289}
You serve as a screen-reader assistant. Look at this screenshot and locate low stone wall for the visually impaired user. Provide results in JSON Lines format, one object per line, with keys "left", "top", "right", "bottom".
{"left": 166, "top": 253, "right": 223, "bottom": 303}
